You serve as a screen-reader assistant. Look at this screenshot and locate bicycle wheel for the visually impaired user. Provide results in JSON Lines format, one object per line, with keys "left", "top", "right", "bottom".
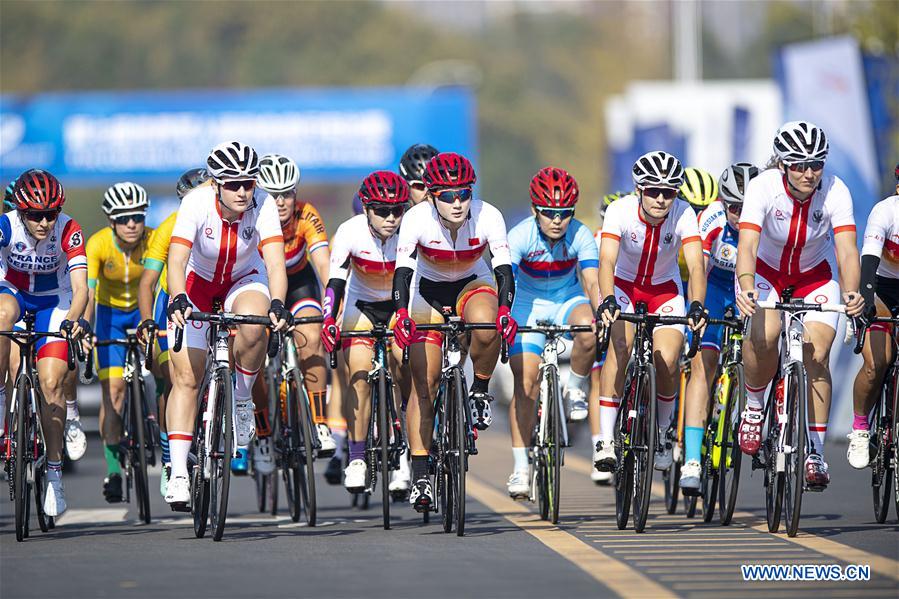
{"left": 614, "top": 379, "right": 633, "bottom": 530}
{"left": 33, "top": 458, "right": 50, "bottom": 533}
{"left": 191, "top": 381, "right": 210, "bottom": 538}
{"left": 663, "top": 444, "right": 680, "bottom": 515}
{"left": 871, "top": 386, "right": 892, "bottom": 524}
{"left": 891, "top": 369, "right": 899, "bottom": 523}
{"left": 292, "top": 369, "right": 317, "bottom": 526}
{"left": 764, "top": 377, "right": 784, "bottom": 533}
{"left": 718, "top": 364, "right": 744, "bottom": 525}
{"left": 453, "top": 368, "right": 467, "bottom": 536}
{"left": 254, "top": 469, "right": 269, "bottom": 513}
{"left": 783, "top": 364, "right": 807, "bottom": 538}
{"left": 437, "top": 381, "right": 453, "bottom": 533}
{"left": 209, "top": 367, "right": 233, "bottom": 541}
{"left": 547, "top": 366, "right": 562, "bottom": 525}
{"left": 14, "top": 377, "right": 30, "bottom": 542}
{"left": 700, "top": 424, "right": 719, "bottom": 523}
{"left": 537, "top": 452, "right": 549, "bottom": 520}
{"left": 633, "top": 364, "right": 657, "bottom": 533}
{"left": 130, "top": 371, "right": 151, "bottom": 524}
{"left": 377, "top": 368, "right": 391, "bottom": 530}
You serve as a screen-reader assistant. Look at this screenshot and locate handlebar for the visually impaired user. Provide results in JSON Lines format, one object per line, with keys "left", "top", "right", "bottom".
{"left": 755, "top": 300, "right": 846, "bottom": 313}
{"left": 172, "top": 311, "right": 290, "bottom": 355}
{"left": 0, "top": 328, "right": 79, "bottom": 371}
{"left": 852, "top": 314, "right": 899, "bottom": 355}
{"left": 596, "top": 311, "right": 705, "bottom": 361}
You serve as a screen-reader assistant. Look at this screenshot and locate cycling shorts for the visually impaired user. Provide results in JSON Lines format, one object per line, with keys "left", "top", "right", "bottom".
{"left": 153, "top": 287, "right": 170, "bottom": 363}
{"left": 870, "top": 275, "right": 899, "bottom": 334}
{"left": 409, "top": 274, "right": 497, "bottom": 346}
{"left": 286, "top": 263, "right": 322, "bottom": 316}
{"left": 511, "top": 283, "right": 589, "bottom": 357}
{"left": 342, "top": 298, "right": 395, "bottom": 350}
{"left": 0, "top": 285, "right": 70, "bottom": 360}
{"left": 95, "top": 305, "right": 141, "bottom": 380}
{"left": 701, "top": 276, "right": 736, "bottom": 352}
{"left": 754, "top": 259, "right": 841, "bottom": 331}
{"left": 169, "top": 270, "right": 270, "bottom": 351}
{"left": 613, "top": 276, "right": 685, "bottom": 334}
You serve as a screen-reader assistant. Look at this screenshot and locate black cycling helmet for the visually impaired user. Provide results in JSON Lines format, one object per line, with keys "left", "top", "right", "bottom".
{"left": 176, "top": 168, "right": 210, "bottom": 200}
{"left": 399, "top": 143, "right": 439, "bottom": 184}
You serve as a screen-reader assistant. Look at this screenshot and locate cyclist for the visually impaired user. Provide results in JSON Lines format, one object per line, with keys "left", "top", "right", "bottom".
{"left": 505, "top": 167, "right": 600, "bottom": 498}
{"left": 677, "top": 167, "right": 718, "bottom": 281}
{"left": 679, "top": 163, "right": 759, "bottom": 492}
{"left": 735, "top": 121, "right": 863, "bottom": 490}
{"left": 593, "top": 151, "right": 708, "bottom": 474}
{"left": 256, "top": 154, "right": 334, "bottom": 464}
{"left": 848, "top": 167, "right": 899, "bottom": 468}
{"left": 392, "top": 152, "right": 516, "bottom": 512}
{"left": 84, "top": 182, "right": 152, "bottom": 503}
{"left": 398, "top": 143, "right": 439, "bottom": 205}
{"left": 0, "top": 169, "right": 89, "bottom": 516}
{"left": 164, "top": 141, "right": 292, "bottom": 506}
{"left": 137, "top": 167, "right": 210, "bottom": 495}
{"left": 320, "top": 171, "right": 411, "bottom": 493}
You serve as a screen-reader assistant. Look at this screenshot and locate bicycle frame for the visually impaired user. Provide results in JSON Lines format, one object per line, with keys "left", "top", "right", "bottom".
{"left": 201, "top": 320, "right": 237, "bottom": 477}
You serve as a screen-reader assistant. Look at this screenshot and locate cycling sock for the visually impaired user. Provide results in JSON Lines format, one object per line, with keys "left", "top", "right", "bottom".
{"left": 65, "top": 398, "right": 80, "bottom": 421}
{"left": 47, "top": 460, "right": 62, "bottom": 483}
{"left": 348, "top": 440, "right": 366, "bottom": 462}
{"left": 159, "top": 431, "right": 171, "bottom": 465}
{"left": 233, "top": 363, "right": 259, "bottom": 403}
{"left": 309, "top": 390, "right": 327, "bottom": 425}
{"left": 852, "top": 413, "right": 868, "bottom": 431}
{"left": 598, "top": 396, "right": 620, "bottom": 443}
{"left": 745, "top": 383, "right": 767, "bottom": 411}
{"left": 168, "top": 432, "right": 193, "bottom": 479}
{"left": 657, "top": 393, "right": 676, "bottom": 432}
{"left": 411, "top": 454, "right": 429, "bottom": 481}
{"left": 808, "top": 422, "right": 827, "bottom": 455}
{"left": 685, "top": 426, "right": 704, "bottom": 463}
{"left": 104, "top": 444, "right": 122, "bottom": 475}
{"left": 566, "top": 370, "right": 590, "bottom": 394}
{"left": 471, "top": 375, "right": 490, "bottom": 395}
{"left": 512, "top": 446, "right": 529, "bottom": 472}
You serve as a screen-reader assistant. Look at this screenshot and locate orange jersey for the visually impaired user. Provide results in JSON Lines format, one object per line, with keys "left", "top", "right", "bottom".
{"left": 282, "top": 201, "right": 329, "bottom": 274}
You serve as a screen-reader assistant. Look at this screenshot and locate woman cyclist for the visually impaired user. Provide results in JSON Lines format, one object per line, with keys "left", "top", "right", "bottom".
{"left": 593, "top": 151, "right": 708, "bottom": 474}
{"left": 735, "top": 121, "right": 863, "bottom": 490}
{"left": 679, "top": 163, "right": 759, "bottom": 492}
{"left": 391, "top": 152, "right": 516, "bottom": 512}
{"left": 320, "top": 171, "right": 412, "bottom": 493}
{"left": 0, "top": 169, "right": 89, "bottom": 516}
{"left": 398, "top": 143, "right": 439, "bottom": 205}
{"left": 164, "top": 141, "right": 292, "bottom": 506}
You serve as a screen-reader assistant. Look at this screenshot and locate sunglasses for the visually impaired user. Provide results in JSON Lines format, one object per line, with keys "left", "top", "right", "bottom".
{"left": 23, "top": 208, "right": 60, "bottom": 223}
{"left": 643, "top": 187, "right": 679, "bottom": 200}
{"left": 535, "top": 207, "right": 575, "bottom": 221}
{"left": 221, "top": 179, "right": 256, "bottom": 192}
{"left": 409, "top": 181, "right": 426, "bottom": 192}
{"left": 432, "top": 188, "right": 472, "bottom": 204}
{"left": 725, "top": 203, "right": 742, "bottom": 215}
{"left": 368, "top": 204, "right": 407, "bottom": 219}
{"left": 112, "top": 213, "right": 146, "bottom": 226}
{"left": 787, "top": 160, "right": 825, "bottom": 173}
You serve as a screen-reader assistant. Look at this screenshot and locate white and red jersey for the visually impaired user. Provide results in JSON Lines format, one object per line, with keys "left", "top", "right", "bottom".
{"left": 395, "top": 199, "right": 511, "bottom": 283}
{"left": 329, "top": 214, "right": 397, "bottom": 304}
{"left": 170, "top": 186, "right": 283, "bottom": 285}
{"left": 0, "top": 211, "right": 87, "bottom": 296}
{"left": 861, "top": 195, "right": 899, "bottom": 279}
{"left": 599, "top": 195, "right": 700, "bottom": 286}
{"left": 740, "top": 169, "right": 855, "bottom": 276}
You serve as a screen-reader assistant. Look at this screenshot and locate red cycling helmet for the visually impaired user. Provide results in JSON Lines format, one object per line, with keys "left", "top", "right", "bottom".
{"left": 530, "top": 167, "right": 579, "bottom": 208}
{"left": 422, "top": 152, "right": 476, "bottom": 190}
{"left": 358, "top": 170, "right": 411, "bottom": 205}
{"left": 13, "top": 169, "right": 65, "bottom": 211}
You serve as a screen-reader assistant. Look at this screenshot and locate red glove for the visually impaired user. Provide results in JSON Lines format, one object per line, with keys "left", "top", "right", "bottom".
{"left": 392, "top": 308, "right": 417, "bottom": 351}
{"left": 320, "top": 317, "right": 341, "bottom": 353}
{"left": 496, "top": 305, "right": 518, "bottom": 346}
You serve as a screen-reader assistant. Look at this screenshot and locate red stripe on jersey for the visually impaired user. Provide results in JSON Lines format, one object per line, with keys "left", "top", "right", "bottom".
{"left": 5, "top": 267, "right": 29, "bottom": 291}
{"left": 416, "top": 243, "right": 486, "bottom": 263}
{"left": 780, "top": 199, "right": 810, "bottom": 276}
{"left": 702, "top": 227, "right": 723, "bottom": 251}
{"left": 213, "top": 221, "right": 239, "bottom": 285}
{"left": 351, "top": 255, "right": 395, "bottom": 275}
{"left": 739, "top": 223, "right": 762, "bottom": 233}
{"left": 884, "top": 238, "right": 899, "bottom": 261}
{"left": 833, "top": 225, "right": 855, "bottom": 235}
{"left": 636, "top": 225, "right": 659, "bottom": 286}
{"left": 61, "top": 219, "right": 86, "bottom": 259}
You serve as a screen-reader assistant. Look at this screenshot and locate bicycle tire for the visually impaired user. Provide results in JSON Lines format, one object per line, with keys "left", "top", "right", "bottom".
{"left": 14, "top": 376, "right": 30, "bottom": 542}
{"left": 547, "top": 365, "right": 562, "bottom": 525}
{"left": 209, "top": 367, "right": 233, "bottom": 541}
{"left": 663, "top": 446, "right": 680, "bottom": 515}
{"left": 891, "top": 369, "right": 899, "bottom": 523}
{"left": 453, "top": 367, "right": 467, "bottom": 536}
{"left": 764, "top": 376, "right": 784, "bottom": 533}
{"left": 255, "top": 470, "right": 269, "bottom": 513}
{"left": 192, "top": 381, "right": 210, "bottom": 539}
{"left": 292, "top": 369, "right": 317, "bottom": 526}
{"left": 437, "top": 380, "right": 453, "bottom": 533}
{"left": 871, "top": 378, "right": 892, "bottom": 524}
{"left": 633, "top": 364, "right": 657, "bottom": 533}
{"left": 718, "top": 363, "right": 744, "bottom": 526}
{"left": 34, "top": 458, "right": 50, "bottom": 533}
{"left": 378, "top": 368, "right": 391, "bottom": 530}
{"left": 614, "top": 374, "right": 634, "bottom": 531}
{"left": 130, "top": 369, "right": 151, "bottom": 524}
{"left": 537, "top": 456, "right": 549, "bottom": 520}
{"left": 783, "top": 364, "right": 807, "bottom": 538}
{"left": 270, "top": 469, "right": 279, "bottom": 516}
{"left": 700, "top": 424, "right": 718, "bottom": 523}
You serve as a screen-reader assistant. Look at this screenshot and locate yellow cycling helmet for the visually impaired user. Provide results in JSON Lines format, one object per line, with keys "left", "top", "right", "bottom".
{"left": 599, "top": 190, "right": 628, "bottom": 218}
{"left": 679, "top": 167, "right": 718, "bottom": 212}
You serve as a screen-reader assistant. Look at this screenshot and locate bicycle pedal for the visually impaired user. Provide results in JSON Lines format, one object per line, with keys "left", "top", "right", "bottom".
{"left": 805, "top": 484, "right": 827, "bottom": 493}
{"left": 169, "top": 502, "right": 191, "bottom": 513}
{"left": 317, "top": 448, "right": 336, "bottom": 459}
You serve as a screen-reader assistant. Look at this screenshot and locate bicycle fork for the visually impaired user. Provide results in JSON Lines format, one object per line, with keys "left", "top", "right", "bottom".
{"left": 203, "top": 329, "right": 236, "bottom": 477}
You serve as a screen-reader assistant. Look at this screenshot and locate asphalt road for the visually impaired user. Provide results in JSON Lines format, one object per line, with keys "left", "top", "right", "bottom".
{"left": 2, "top": 409, "right": 897, "bottom": 599}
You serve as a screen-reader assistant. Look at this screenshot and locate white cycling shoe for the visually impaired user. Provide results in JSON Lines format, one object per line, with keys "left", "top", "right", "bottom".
{"left": 344, "top": 459, "right": 367, "bottom": 493}
{"left": 846, "top": 429, "right": 871, "bottom": 469}
{"left": 507, "top": 470, "right": 530, "bottom": 500}
{"left": 564, "top": 387, "right": 589, "bottom": 422}
{"left": 591, "top": 467, "right": 612, "bottom": 485}
{"left": 679, "top": 459, "right": 702, "bottom": 495}
{"left": 654, "top": 434, "right": 674, "bottom": 471}
{"left": 253, "top": 437, "right": 275, "bottom": 475}
{"left": 235, "top": 400, "right": 256, "bottom": 447}
{"left": 317, "top": 424, "right": 336, "bottom": 456}
{"left": 593, "top": 440, "right": 616, "bottom": 472}
{"left": 44, "top": 478, "right": 67, "bottom": 517}
{"left": 389, "top": 453, "right": 411, "bottom": 494}
{"left": 64, "top": 418, "right": 87, "bottom": 461}
{"left": 165, "top": 475, "right": 191, "bottom": 504}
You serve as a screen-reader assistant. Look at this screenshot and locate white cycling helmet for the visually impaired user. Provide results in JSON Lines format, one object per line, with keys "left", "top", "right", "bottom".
{"left": 773, "top": 121, "right": 828, "bottom": 164}
{"left": 206, "top": 141, "right": 260, "bottom": 182}
{"left": 257, "top": 154, "right": 300, "bottom": 194}
{"left": 102, "top": 182, "right": 149, "bottom": 216}
{"left": 632, "top": 151, "right": 685, "bottom": 188}
{"left": 718, "top": 162, "right": 760, "bottom": 206}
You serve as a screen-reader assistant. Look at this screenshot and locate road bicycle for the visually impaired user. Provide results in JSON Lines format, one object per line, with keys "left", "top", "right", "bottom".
{"left": 1, "top": 313, "right": 79, "bottom": 542}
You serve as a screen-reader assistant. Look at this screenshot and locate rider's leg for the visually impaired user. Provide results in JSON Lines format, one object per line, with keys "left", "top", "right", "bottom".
{"left": 684, "top": 348, "right": 719, "bottom": 463}
{"left": 653, "top": 327, "right": 684, "bottom": 432}
{"left": 463, "top": 291, "right": 501, "bottom": 395}
{"left": 345, "top": 342, "right": 374, "bottom": 460}
{"left": 743, "top": 309, "right": 782, "bottom": 410}
{"left": 100, "top": 376, "right": 126, "bottom": 477}
{"left": 803, "top": 321, "right": 837, "bottom": 457}
{"left": 852, "top": 298, "right": 893, "bottom": 430}
{"left": 566, "top": 302, "right": 596, "bottom": 393}
{"left": 406, "top": 340, "right": 442, "bottom": 483}
{"left": 589, "top": 362, "right": 602, "bottom": 447}
{"left": 597, "top": 320, "right": 634, "bottom": 444}
{"left": 166, "top": 346, "right": 206, "bottom": 480}
{"left": 509, "top": 351, "right": 542, "bottom": 468}
{"left": 37, "top": 350, "right": 69, "bottom": 464}
{"left": 294, "top": 305, "right": 328, "bottom": 433}
{"left": 0, "top": 293, "right": 21, "bottom": 432}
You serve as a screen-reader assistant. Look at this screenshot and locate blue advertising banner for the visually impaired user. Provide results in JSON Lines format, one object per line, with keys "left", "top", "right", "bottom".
{"left": 0, "top": 87, "right": 475, "bottom": 186}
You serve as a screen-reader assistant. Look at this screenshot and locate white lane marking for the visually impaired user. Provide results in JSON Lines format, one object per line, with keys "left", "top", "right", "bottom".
{"left": 55, "top": 508, "right": 128, "bottom": 525}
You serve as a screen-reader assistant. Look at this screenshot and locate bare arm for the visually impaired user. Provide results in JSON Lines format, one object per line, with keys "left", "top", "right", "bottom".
{"left": 309, "top": 246, "right": 330, "bottom": 294}
{"left": 261, "top": 242, "right": 288, "bottom": 303}
{"left": 735, "top": 228, "right": 760, "bottom": 315}
{"left": 67, "top": 269, "right": 89, "bottom": 330}
{"left": 138, "top": 268, "right": 161, "bottom": 323}
{"left": 682, "top": 240, "right": 707, "bottom": 304}
{"left": 834, "top": 230, "right": 863, "bottom": 316}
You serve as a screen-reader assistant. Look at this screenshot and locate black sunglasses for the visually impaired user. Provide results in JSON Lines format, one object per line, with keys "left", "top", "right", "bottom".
{"left": 409, "top": 181, "right": 426, "bottom": 192}
{"left": 112, "top": 213, "right": 146, "bottom": 226}
{"left": 368, "top": 204, "right": 407, "bottom": 219}
{"left": 432, "top": 188, "right": 472, "bottom": 204}
{"left": 221, "top": 179, "right": 256, "bottom": 192}
{"left": 643, "top": 187, "right": 679, "bottom": 200}
{"left": 535, "top": 207, "right": 575, "bottom": 221}
{"left": 787, "top": 160, "right": 825, "bottom": 173}
{"left": 23, "top": 208, "right": 60, "bottom": 223}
